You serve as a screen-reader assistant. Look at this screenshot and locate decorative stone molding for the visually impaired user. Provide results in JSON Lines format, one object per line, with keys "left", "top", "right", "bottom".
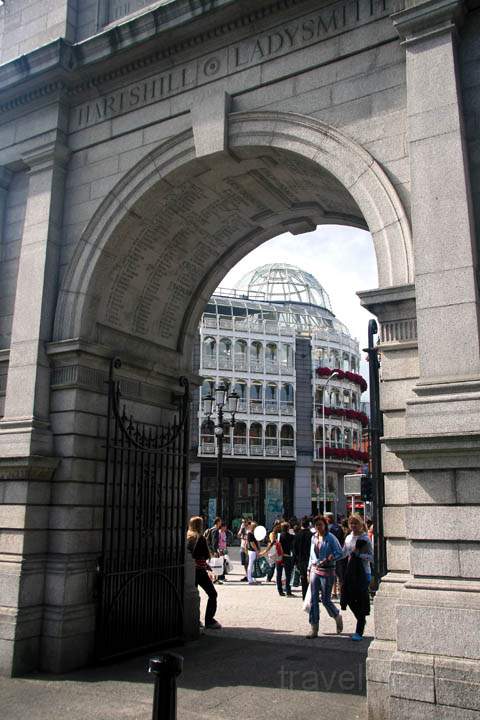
{"left": 50, "top": 364, "right": 176, "bottom": 408}
{"left": 358, "top": 284, "right": 417, "bottom": 345}
{"left": 381, "top": 318, "right": 417, "bottom": 343}
{"left": 0, "top": 455, "right": 58, "bottom": 481}
{"left": 21, "top": 139, "right": 71, "bottom": 175}
{"left": 392, "top": 0, "right": 466, "bottom": 44}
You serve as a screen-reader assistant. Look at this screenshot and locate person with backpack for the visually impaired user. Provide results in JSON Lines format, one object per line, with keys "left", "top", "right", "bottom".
{"left": 340, "top": 537, "right": 371, "bottom": 641}
{"left": 187, "top": 516, "right": 221, "bottom": 630}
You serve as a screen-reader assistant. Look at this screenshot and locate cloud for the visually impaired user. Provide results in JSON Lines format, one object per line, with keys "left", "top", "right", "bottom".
{"left": 217, "top": 225, "right": 379, "bottom": 385}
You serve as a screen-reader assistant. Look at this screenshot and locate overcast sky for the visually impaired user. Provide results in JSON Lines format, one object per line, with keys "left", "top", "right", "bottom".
{"left": 216, "top": 225, "right": 378, "bottom": 381}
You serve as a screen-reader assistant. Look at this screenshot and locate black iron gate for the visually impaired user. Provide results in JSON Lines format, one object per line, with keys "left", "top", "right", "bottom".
{"left": 96, "top": 358, "right": 190, "bottom": 661}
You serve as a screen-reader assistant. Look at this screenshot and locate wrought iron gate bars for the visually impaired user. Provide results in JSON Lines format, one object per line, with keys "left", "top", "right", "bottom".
{"left": 97, "top": 357, "right": 190, "bottom": 661}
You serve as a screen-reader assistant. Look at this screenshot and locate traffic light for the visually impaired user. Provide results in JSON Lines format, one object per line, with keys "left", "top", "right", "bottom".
{"left": 361, "top": 474, "right": 373, "bottom": 501}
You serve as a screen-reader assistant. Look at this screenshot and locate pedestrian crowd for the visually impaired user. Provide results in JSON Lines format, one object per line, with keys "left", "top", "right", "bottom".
{"left": 186, "top": 511, "right": 374, "bottom": 640}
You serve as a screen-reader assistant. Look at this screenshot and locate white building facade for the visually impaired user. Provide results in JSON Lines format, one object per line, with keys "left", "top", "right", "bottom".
{"left": 193, "top": 264, "right": 368, "bottom": 528}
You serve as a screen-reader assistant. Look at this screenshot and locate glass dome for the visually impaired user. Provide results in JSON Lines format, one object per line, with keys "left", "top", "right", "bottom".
{"left": 236, "top": 263, "right": 332, "bottom": 312}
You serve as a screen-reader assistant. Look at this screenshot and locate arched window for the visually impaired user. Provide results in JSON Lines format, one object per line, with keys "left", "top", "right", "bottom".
{"left": 280, "top": 424, "right": 295, "bottom": 457}
{"left": 281, "top": 343, "right": 293, "bottom": 369}
{"left": 344, "top": 428, "right": 352, "bottom": 448}
{"left": 265, "top": 423, "right": 278, "bottom": 455}
{"left": 353, "top": 430, "right": 359, "bottom": 449}
{"left": 281, "top": 383, "right": 294, "bottom": 416}
{"left": 233, "top": 380, "right": 247, "bottom": 411}
{"left": 343, "top": 352, "right": 350, "bottom": 371}
{"left": 265, "top": 382, "right": 278, "bottom": 414}
{"left": 233, "top": 421, "right": 247, "bottom": 456}
{"left": 249, "top": 422, "right": 263, "bottom": 455}
{"left": 343, "top": 389, "right": 351, "bottom": 407}
{"left": 218, "top": 338, "right": 232, "bottom": 369}
{"left": 315, "top": 426, "right": 324, "bottom": 443}
{"left": 265, "top": 342, "right": 278, "bottom": 371}
{"left": 201, "top": 379, "right": 214, "bottom": 398}
{"left": 234, "top": 339, "right": 248, "bottom": 371}
{"left": 250, "top": 382, "right": 263, "bottom": 413}
{"left": 331, "top": 426, "right": 342, "bottom": 448}
{"left": 352, "top": 392, "right": 358, "bottom": 410}
{"left": 250, "top": 341, "right": 263, "bottom": 371}
{"left": 202, "top": 336, "right": 216, "bottom": 368}
{"left": 200, "top": 419, "right": 215, "bottom": 454}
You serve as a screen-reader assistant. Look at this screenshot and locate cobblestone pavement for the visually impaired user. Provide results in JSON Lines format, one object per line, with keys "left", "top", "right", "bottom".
{"left": 1, "top": 552, "right": 371, "bottom": 720}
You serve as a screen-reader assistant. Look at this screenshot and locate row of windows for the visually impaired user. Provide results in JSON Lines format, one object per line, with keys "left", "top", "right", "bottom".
{"left": 314, "top": 426, "right": 362, "bottom": 449}
{"left": 200, "top": 421, "right": 294, "bottom": 442}
{"left": 313, "top": 347, "right": 359, "bottom": 373}
{"left": 314, "top": 388, "right": 360, "bottom": 410}
{"left": 201, "top": 337, "right": 294, "bottom": 370}
{"left": 201, "top": 378, "right": 294, "bottom": 402}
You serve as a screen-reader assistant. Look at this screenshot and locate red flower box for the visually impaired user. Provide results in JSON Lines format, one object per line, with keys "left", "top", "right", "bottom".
{"left": 315, "top": 366, "right": 368, "bottom": 393}
{"left": 323, "top": 406, "right": 369, "bottom": 427}
{"left": 319, "top": 446, "right": 369, "bottom": 463}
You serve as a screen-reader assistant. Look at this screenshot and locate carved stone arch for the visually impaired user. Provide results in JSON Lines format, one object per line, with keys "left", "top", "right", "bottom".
{"left": 53, "top": 111, "right": 413, "bottom": 355}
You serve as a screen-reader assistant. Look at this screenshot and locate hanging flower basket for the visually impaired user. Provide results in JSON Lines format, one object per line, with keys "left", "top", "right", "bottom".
{"left": 315, "top": 366, "right": 368, "bottom": 393}
{"left": 320, "top": 446, "right": 369, "bottom": 463}
{"left": 323, "top": 406, "right": 369, "bottom": 427}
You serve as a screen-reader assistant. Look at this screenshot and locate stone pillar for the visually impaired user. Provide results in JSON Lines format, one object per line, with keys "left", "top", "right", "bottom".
{"left": 0, "top": 139, "right": 69, "bottom": 457}
{"left": 358, "top": 285, "right": 419, "bottom": 720}
{"left": 0, "top": 140, "right": 69, "bottom": 676}
{"left": 365, "top": 1, "right": 480, "bottom": 717}
{"left": 0, "top": 167, "right": 12, "bottom": 418}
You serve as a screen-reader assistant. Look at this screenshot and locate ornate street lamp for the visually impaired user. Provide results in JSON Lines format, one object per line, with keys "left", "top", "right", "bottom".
{"left": 204, "top": 385, "right": 240, "bottom": 518}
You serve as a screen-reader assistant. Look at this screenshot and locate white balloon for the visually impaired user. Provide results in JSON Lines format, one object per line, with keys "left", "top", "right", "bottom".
{"left": 254, "top": 525, "right": 267, "bottom": 541}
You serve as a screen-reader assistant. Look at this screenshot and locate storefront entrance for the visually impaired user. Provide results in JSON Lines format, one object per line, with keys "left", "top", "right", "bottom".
{"left": 200, "top": 462, "right": 294, "bottom": 532}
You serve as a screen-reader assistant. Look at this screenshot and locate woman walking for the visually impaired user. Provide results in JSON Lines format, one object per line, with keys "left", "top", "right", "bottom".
{"left": 344, "top": 514, "right": 374, "bottom": 584}
{"left": 306, "top": 515, "right": 344, "bottom": 639}
{"left": 340, "top": 537, "right": 371, "bottom": 641}
{"left": 186, "top": 516, "right": 221, "bottom": 629}
{"left": 247, "top": 521, "right": 261, "bottom": 585}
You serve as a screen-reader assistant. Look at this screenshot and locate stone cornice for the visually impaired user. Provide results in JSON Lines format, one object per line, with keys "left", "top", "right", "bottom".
{"left": 0, "top": 0, "right": 310, "bottom": 116}
{"left": 21, "top": 138, "right": 71, "bottom": 174}
{"left": 392, "top": 0, "right": 466, "bottom": 44}
{"left": 385, "top": 431, "right": 480, "bottom": 468}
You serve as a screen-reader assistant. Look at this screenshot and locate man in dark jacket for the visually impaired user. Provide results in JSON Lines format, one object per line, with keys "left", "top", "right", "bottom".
{"left": 293, "top": 517, "right": 313, "bottom": 599}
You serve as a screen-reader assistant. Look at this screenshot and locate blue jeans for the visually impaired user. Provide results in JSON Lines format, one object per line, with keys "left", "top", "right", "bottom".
{"left": 309, "top": 573, "right": 339, "bottom": 625}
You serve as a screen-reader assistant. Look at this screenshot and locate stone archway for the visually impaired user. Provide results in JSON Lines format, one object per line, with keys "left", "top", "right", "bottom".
{"left": 53, "top": 111, "right": 413, "bottom": 367}
{"left": 44, "top": 111, "right": 417, "bottom": 706}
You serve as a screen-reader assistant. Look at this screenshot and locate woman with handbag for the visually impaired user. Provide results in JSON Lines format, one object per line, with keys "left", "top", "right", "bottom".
{"left": 306, "top": 515, "right": 344, "bottom": 639}
{"left": 263, "top": 521, "right": 282, "bottom": 582}
{"left": 187, "top": 516, "right": 222, "bottom": 629}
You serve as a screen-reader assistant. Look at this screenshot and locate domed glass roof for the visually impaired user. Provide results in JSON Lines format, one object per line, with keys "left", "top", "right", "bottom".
{"left": 236, "top": 263, "right": 332, "bottom": 312}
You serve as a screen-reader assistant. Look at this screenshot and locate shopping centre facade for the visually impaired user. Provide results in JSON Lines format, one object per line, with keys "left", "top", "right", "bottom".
{"left": 190, "top": 263, "right": 369, "bottom": 528}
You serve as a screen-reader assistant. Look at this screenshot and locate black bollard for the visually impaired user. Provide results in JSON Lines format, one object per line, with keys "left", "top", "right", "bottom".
{"left": 149, "top": 653, "right": 183, "bottom": 720}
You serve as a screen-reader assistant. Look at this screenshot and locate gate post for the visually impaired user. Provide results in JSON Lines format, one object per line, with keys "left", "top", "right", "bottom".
{"left": 149, "top": 653, "right": 183, "bottom": 720}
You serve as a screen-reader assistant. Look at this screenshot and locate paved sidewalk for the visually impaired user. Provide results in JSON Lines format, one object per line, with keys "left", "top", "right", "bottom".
{"left": 1, "top": 555, "right": 371, "bottom": 720}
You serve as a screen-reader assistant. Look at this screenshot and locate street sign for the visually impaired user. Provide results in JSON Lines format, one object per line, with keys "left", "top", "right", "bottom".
{"left": 344, "top": 473, "right": 363, "bottom": 496}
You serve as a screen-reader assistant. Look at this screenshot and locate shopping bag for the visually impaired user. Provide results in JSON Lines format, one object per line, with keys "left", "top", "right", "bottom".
{"left": 252, "top": 557, "right": 270, "bottom": 578}
{"left": 209, "top": 557, "right": 224, "bottom": 573}
{"left": 302, "top": 583, "right": 312, "bottom": 613}
{"left": 224, "top": 554, "right": 233, "bottom": 573}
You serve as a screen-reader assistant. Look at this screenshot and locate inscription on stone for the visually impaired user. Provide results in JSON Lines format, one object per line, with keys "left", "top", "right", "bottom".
{"left": 73, "top": 0, "right": 391, "bottom": 131}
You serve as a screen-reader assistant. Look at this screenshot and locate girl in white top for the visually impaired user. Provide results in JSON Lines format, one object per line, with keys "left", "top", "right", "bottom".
{"left": 343, "top": 514, "right": 374, "bottom": 581}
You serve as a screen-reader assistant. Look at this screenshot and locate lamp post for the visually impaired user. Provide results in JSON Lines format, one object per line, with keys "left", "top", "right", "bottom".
{"left": 203, "top": 384, "right": 239, "bottom": 519}
{"left": 321, "top": 371, "right": 339, "bottom": 515}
